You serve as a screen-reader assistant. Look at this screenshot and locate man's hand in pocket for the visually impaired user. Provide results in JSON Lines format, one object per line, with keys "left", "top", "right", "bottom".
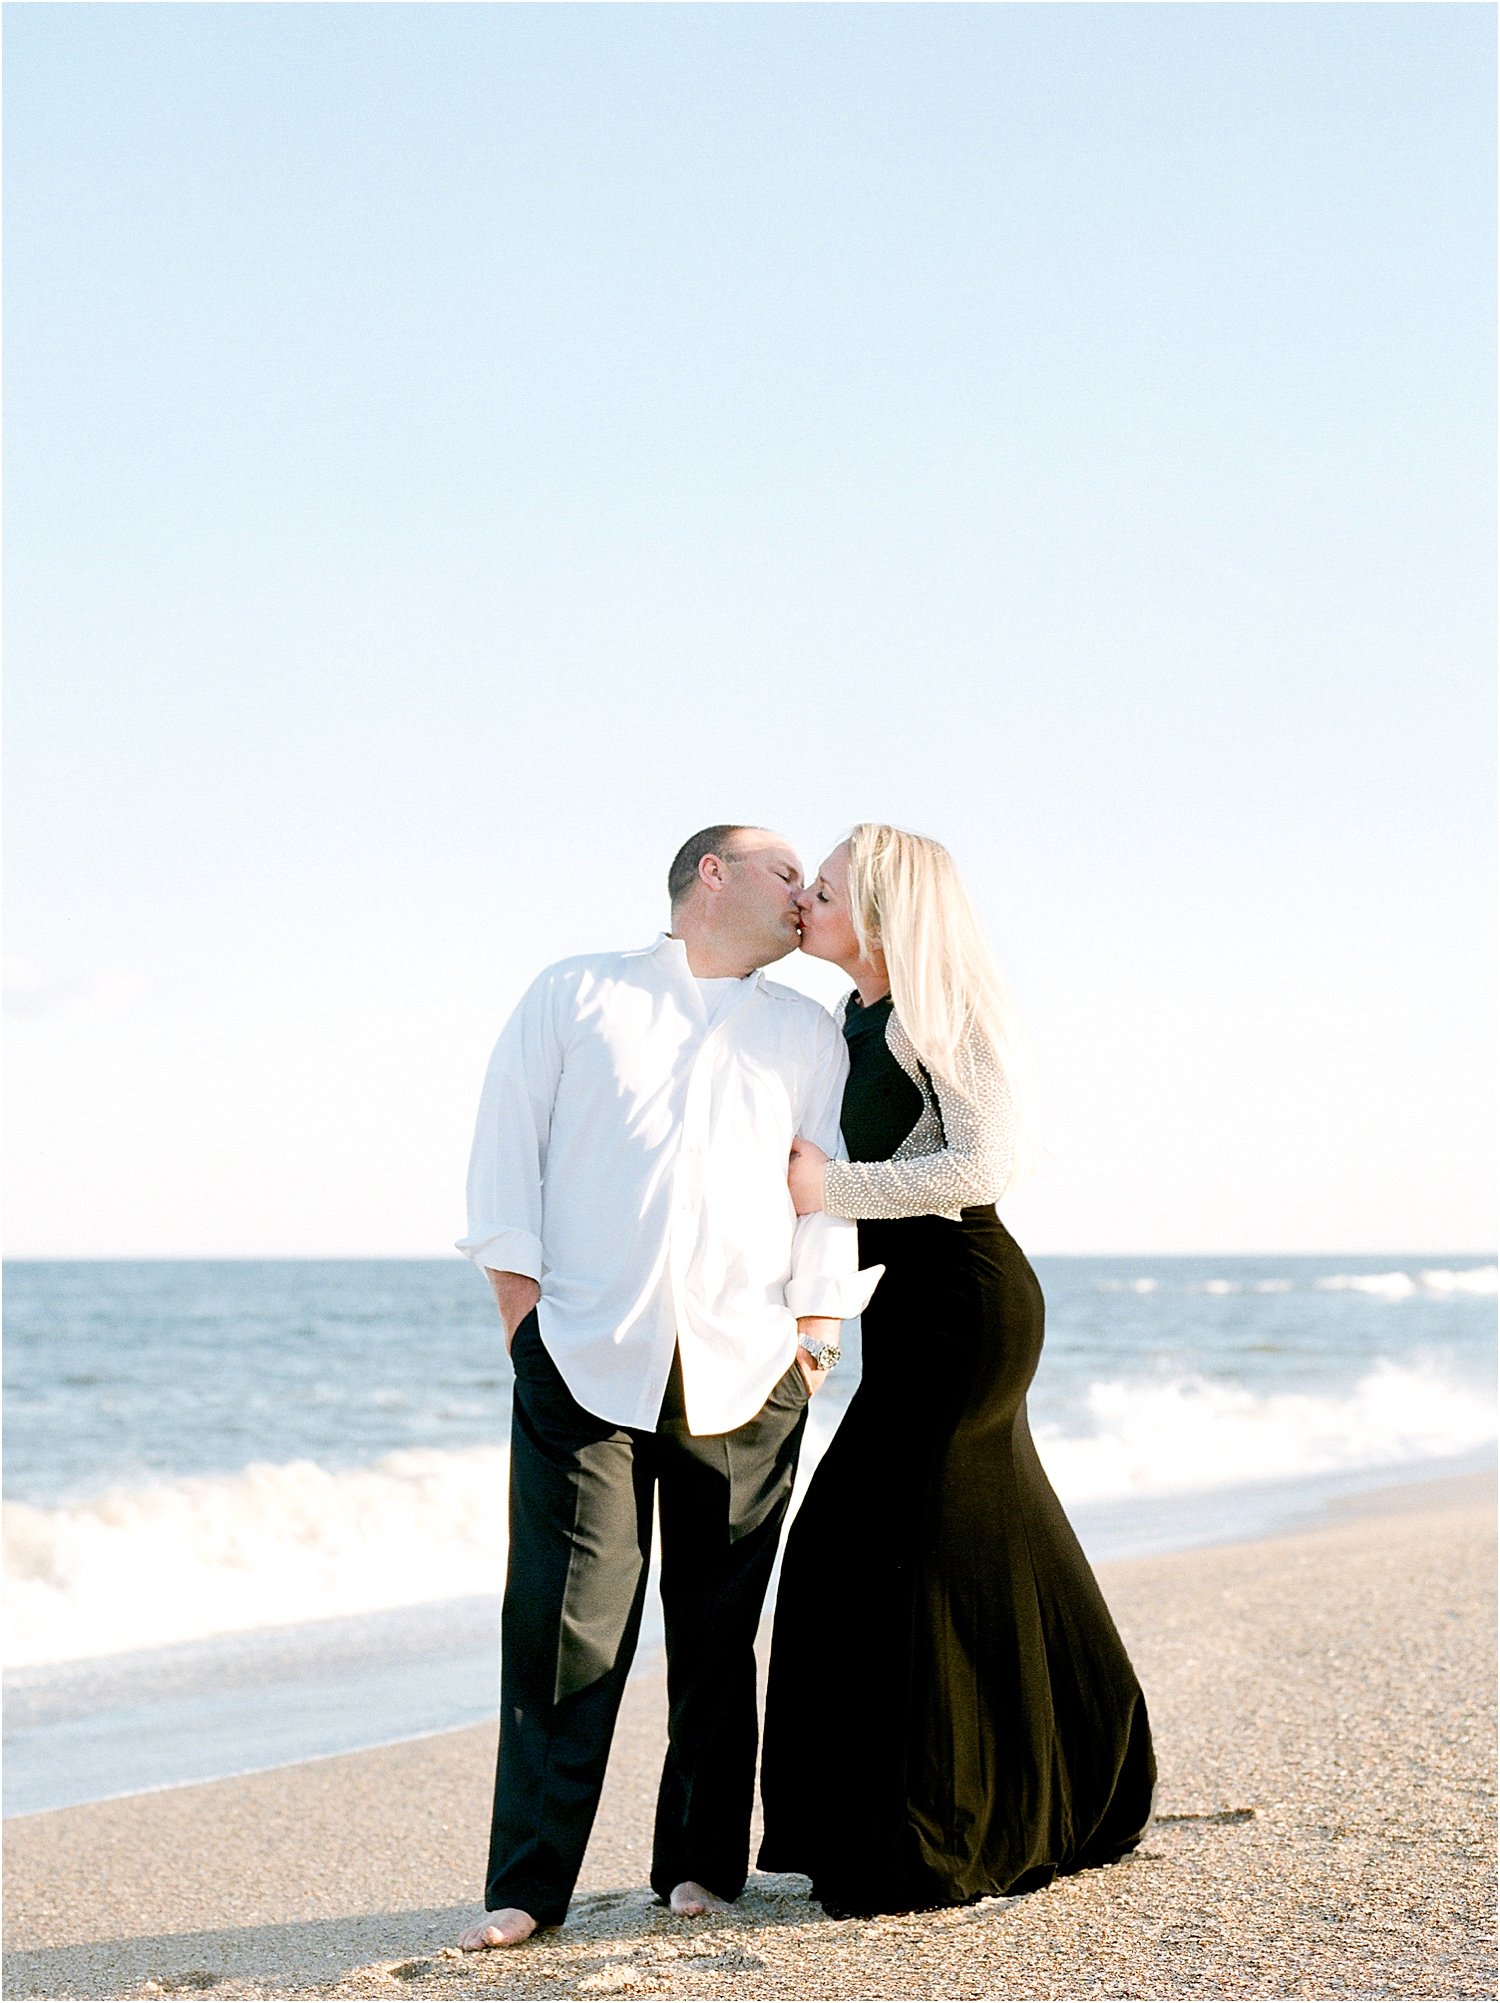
{"left": 487, "top": 1270, "right": 542, "bottom": 1355}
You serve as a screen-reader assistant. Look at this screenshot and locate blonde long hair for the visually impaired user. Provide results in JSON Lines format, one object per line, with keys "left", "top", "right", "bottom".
{"left": 845, "top": 822, "right": 1040, "bottom": 1189}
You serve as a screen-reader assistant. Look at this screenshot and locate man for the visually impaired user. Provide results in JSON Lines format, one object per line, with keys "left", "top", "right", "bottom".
{"left": 456, "top": 824, "right": 881, "bottom": 1949}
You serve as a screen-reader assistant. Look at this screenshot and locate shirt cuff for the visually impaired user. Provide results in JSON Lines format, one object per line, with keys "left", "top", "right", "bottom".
{"left": 454, "top": 1227, "right": 545, "bottom": 1281}
{"left": 786, "top": 1262, "right": 884, "bottom": 1320}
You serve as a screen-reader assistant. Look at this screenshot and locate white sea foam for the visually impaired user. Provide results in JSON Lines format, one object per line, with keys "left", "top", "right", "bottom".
{"left": 1316, "top": 1272, "right": 1419, "bottom": 1298}
{"left": 6, "top": 1361, "right": 1493, "bottom": 1670}
{"left": 1417, "top": 1266, "right": 1499, "bottom": 1296}
{"left": 1315, "top": 1265, "right": 1498, "bottom": 1300}
{"left": 3, "top": 1447, "right": 511, "bottom": 1669}
{"left": 1034, "top": 1359, "right": 1495, "bottom": 1505}
{"left": 1094, "top": 1266, "right": 1497, "bottom": 1299}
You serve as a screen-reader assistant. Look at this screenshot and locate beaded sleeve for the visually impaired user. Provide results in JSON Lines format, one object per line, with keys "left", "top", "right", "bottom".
{"left": 821, "top": 1008, "right": 1016, "bottom": 1222}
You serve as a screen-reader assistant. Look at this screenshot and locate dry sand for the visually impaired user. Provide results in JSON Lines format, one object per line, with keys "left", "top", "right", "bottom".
{"left": 5, "top": 1473, "right": 1494, "bottom": 2001}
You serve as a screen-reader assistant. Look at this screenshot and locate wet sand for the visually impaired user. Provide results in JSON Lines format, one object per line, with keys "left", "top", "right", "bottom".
{"left": 4, "top": 1472, "right": 1494, "bottom": 2000}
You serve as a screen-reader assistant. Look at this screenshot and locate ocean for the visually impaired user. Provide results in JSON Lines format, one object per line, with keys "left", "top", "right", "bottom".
{"left": 4, "top": 1253, "right": 1495, "bottom": 1817}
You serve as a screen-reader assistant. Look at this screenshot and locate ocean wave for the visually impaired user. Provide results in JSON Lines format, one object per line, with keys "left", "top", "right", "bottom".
{"left": 5, "top": 1362, "right": 1493, "bottom": 1670}
{"left": 1314, "top": 1266, "right": 1498, "bottom": 1300}
{"left": 3, "top": 1446, "right": 511, "bottom": 1669}
{"left": 1093, "top": 1266, "right": 1497, "bottom": 1299}
{"left": 1034, "top": 1359, "right": 1495, "bottom": 1505}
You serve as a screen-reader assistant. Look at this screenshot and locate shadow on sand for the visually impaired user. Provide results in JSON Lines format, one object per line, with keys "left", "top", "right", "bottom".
{"left": 0, "top": 1875, "right": 851, "bottom": 1999}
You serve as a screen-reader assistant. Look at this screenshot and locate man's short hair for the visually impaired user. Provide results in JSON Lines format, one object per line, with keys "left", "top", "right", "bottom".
{"left": 668, "top": 824, "right": 763, "bottom": 907}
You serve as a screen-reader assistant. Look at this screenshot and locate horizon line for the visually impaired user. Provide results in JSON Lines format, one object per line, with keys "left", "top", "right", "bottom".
{"left": 3, "top": 1249, "right": 1494, "bottom": 1265}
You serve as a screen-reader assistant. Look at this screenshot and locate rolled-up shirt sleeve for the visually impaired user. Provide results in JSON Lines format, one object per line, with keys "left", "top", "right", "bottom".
{"left": 784, "top": 1011, "right": 884, "bottom": 1320}
{"left": 455, "top": 970, "right": 564, "bottom": 1280}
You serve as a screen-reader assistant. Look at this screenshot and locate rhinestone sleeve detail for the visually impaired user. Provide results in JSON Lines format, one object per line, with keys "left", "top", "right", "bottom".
{"left": 822, "top": 1009, "right": 1016, "bottom": 1221}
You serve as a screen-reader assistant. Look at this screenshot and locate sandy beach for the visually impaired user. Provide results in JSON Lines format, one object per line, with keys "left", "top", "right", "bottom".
{"left": 5, "top": 1472, "right": 1494, "bottom": 2002}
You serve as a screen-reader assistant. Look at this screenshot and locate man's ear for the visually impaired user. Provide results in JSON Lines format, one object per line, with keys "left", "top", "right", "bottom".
{"left": 698, "top": 853, "right": 728, "bottom": 895}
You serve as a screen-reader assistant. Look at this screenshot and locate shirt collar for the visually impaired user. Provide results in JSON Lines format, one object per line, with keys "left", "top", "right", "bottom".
{"left": 647, "top": 932, "right": 767, "bottom": 990}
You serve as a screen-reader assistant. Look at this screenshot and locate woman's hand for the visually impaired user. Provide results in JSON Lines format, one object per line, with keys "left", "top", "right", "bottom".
{"left": 788, "top": 1137, "right": 831, "bottom": 1216}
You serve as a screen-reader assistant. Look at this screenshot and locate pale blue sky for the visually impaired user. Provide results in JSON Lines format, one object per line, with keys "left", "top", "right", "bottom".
{"left": 5, "top": 1, "right": 1494, "bottom": 1256}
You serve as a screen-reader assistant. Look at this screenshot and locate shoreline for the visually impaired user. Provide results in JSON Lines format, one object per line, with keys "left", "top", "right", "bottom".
{"left": 4, "top": 1468, "right": 1494, "bottom": 2000}
{"left": 5, "top": 1452, "right": 1494, "bottom": 1821}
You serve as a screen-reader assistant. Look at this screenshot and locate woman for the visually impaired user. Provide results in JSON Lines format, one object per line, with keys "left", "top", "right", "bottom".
{"left": 758, "top": 824, "right": 1155, "bottom": 1916}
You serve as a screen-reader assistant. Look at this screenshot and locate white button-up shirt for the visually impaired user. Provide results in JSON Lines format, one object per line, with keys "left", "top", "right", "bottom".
{"left": 458, "top": 933, "right": 882, "bottom": 1435}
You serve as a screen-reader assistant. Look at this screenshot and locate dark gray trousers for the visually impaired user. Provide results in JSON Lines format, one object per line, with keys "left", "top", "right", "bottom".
{"left": 485, "top": 1311, "right": 811, "bottom": 1922}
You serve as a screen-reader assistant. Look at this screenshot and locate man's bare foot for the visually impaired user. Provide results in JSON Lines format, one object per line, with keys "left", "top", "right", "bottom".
{"left": 669, "top": 1880, "right": 732, "bottom": 1917}
{"left": 458, "top": 1907, "right": 538, "bottom": 1950}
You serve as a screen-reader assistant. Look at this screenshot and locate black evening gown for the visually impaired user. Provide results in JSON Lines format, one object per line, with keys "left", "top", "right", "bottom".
{"left": 758, "top": 995, "right": 1155, "bottom": 1915}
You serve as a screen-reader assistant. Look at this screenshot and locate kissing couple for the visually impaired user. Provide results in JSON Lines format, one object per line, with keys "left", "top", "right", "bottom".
{"left": 456, "top": 821, "right": 1154, "bottom": 1947}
